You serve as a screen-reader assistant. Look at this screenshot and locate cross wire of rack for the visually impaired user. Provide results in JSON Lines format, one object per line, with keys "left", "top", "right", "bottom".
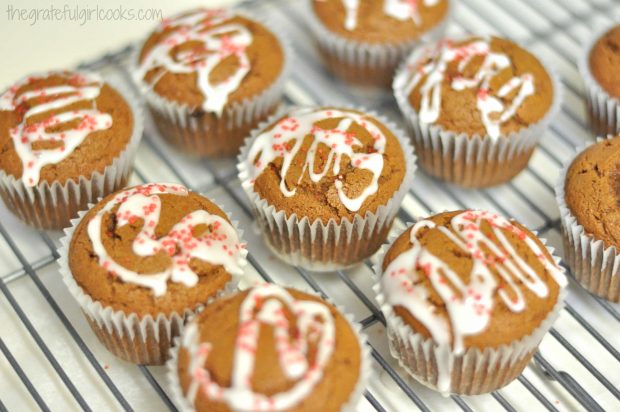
{"left": 0, "top": 0, "right": 619, "bottom": 411}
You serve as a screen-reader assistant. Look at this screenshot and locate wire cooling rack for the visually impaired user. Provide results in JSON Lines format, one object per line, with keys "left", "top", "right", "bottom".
{"left": 1, "top": 0, "right": 619, "bottom": 411}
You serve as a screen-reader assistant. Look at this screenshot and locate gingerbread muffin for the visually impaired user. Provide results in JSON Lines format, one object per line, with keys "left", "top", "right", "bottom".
{"left": 169, "top": 283, "right": 368, "bottom": 411}
{"left": 238, "top": 106, "right": 416, "bottom": 271}
{"left": 308, "top": 0, "right": 450, "bottom": 88}
{"left": 556, "top": 136, "right": 620, "bottom": 302}
{"left": 375, "top": 210, "right": 566, "bottom": 394}
{"left": 580, "top": 25, "right": 620, "bottom": 136}
{"left": 59, "top": 183, "right": 247, "bottom": 364}
{"left": 0, "top": 70, "right": 142, "bottom": 230}
{"left": 134, "top": 8, "right": 290, "bottom": 157}
{"left": 394, "top": 36, "right": 561, "bottom": 187}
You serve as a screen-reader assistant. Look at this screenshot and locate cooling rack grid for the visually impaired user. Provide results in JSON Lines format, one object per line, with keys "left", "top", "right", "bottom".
{"left": 0, "top": 0, "right": 619, "bottom": 411}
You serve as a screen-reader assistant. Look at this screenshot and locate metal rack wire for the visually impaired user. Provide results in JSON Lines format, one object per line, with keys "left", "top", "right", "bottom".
{"left": 0, "top": 0, "right": 619, "bottom": 411}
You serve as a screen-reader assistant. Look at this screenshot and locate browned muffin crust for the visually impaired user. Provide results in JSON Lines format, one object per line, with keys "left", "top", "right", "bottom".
{"left": 69, "top": 189, "right": 233, "bottom": 317}
{"left": 0, "top": 72, "right": 133, "bottom": 184}
{"left": 382, "top": 211, "right": 561, "bottom": 349}
{"left": 251, "top": 109, "right": 406, "bottom": 223}
{"left": 312, "top": 0, "right": 449, "bottom": 44}
{"left": 177, "top": 288, "right": 362, "bottom": 412}
{"left": 589, "top": 25, "right": 620, "bottom": 100}
{"left": 407, "top": 36, "right": 553, "bottom": 137}
{"left": 138, "top": 12, "right": 284, "bottom": 112}
{"left": 565, "top": 136, "right": 620, "bottom": 250}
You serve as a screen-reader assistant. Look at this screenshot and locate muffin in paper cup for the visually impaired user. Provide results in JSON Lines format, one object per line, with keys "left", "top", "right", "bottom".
{"left": 579, "top": 24, "right": 620, "bottom": 137}
{"left": 238, "top": 106, "right": 416, "bottom": 272}
{"left": 166, "top": 283, "right": 370, "bottom": 412}
{"left": 373, "top": 210, "right": 567, "bottom": 395}
{"left": 132, "top": 8, "right": 292, "bottom": 158}
{"left": 555, "top": 136, "right": 620, "bottom": 302}
{"left": 306, "top": 0, "right": 450, "bottom": 89}
{"left": 0, "top": 71, "right": 143, "bottom": 230}
{"left": 58, "top": 183, "right": 248, "bottom": 365}
{"left": 393, "top": 36, "right": 562, "bottom": 188}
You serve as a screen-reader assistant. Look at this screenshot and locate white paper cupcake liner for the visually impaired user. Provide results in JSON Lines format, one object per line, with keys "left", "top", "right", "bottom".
{"left": 393, "top": 39, "right": 563, "bottom": 188}
{"left": 372, "top": 220, "right": 567, "bottom": 395}
{"left": 555, "top": 137, "right": 620, "bottom": 302}
{"left": 131, "top": 11, "right": 292, "bottom": 158}
{"left": 579, "top": 23, "right": 620, "bottom": 137}
{"left": 166, "top": 287, "right": 371, "bottom": 412}
{"left": 57, "top": 200, "right": 248, "bottom": 365}
{"left": 305, "top": 0, "right": 451, "bottom": 89}
{"left": 237, "top": 105, "right": 417, "bottom": 272}
{"left": 0, "top": 74, "right": 144, "bottom": 231}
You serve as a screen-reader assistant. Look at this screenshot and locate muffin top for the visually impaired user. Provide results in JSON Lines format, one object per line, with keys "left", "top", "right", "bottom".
{"left": 136, "top": 8, "right": 284, "bottom": 116}
{"left": 565, "top": 137, "right": 620, "bottom": 250}
{"left": 0, "top": 71, "right": 133, "bottom": 186}
{"left": 381, "top": 210, "right": 566, "bottom": 351}
{"left": 589, "top": 25, "right": 620, "bottom": 100}
{"left": 312, "top": 0, "right": 449, "bottom": 44}
{"left": 177, "top": 283, "right": 362, "bottom": 412}
{"left": 243, "top": 107, "right": 407, "bottom": 223}
{"left": 69, "top": 183, "right": 247, "bottom": 317}
{"left": 397, "top": 36, "right": 553, "bottom": 139}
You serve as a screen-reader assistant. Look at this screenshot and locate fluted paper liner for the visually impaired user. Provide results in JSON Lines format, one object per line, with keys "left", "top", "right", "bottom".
{"left": 305, "top": 0, "right": 451, "bottom": 89}
{"left": 237, "top": 106, "right": 417, "bottom": 271}
{"left": 0, "top": 75, "right": 144, "bottom": 230}
{"left": 555, "top": 136, "right": 620, "bottom": 302}
{"left": 58, "top": 201, "right": 248, "bottom": 365}
{"left": 131, "top": 12, "right": 292, "bottom": 157}
{"left": 372, "top": 221, "right": 567, "bottom": 395}
{"left": 579, "top": 23, "right": 620, "bottom": 137}
{"left": 166, "top": 288, "right": 371, "bottom": 412}
{"left": 393, "top": 39, "right": 563, "bottom": 188}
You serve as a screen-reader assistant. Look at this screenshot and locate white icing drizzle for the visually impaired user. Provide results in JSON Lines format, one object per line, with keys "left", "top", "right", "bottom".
{"left": 383, "top": 0, "right": 440, "bottom": 25}
{"left": 246, "top": 108, "right": 388, "bottom": 212}
{"left": 381, "top": 210, "right": 566, "bottom": 392}
{"left": 403, "top": 38, "right": 536, "bottom": 139}
{"left": 331, "top": 0, "right": 440, "bottom": 30}
{"left": 135, "top": 8, "right": 253, "bottom": 116}
{"left": 0, "top": 72, "right": 112, "bottom": 187}
{"left": 183, "top": 283, "right": 336, "bottom": 411}
{"left": 342, "top": 0, "right": 359, "bottom": 30}
{"left": 86, "top": 183, "right": 246, "bottom": 297}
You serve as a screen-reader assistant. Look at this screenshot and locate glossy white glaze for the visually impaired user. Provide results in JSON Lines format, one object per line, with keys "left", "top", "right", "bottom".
{"left": 0, "top": 72, "right": 112, "bottom": 186}
{"left": 86, "top": 183, "right": 245, "bottom": 296}
{"left": 184, "top": 284, "right": 336, "bottom": 410}
{"left": 246, "top": 108, "right": 388, "bottom": 212}
{"left": 381, "top": 210, "right": 566, "bottom": 392}
{"left": 333, "top": 0, "right": 440, "bottom": 30}
{"left": 136, "top": 9, "right": 252, "bottom": 116}
{"left": 404, "top": 38, "right": 536, "bottom": 139}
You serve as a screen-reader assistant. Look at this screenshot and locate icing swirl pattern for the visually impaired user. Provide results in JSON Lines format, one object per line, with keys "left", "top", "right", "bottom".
{"left": 381, "top": 210, "right": 566, "bottom": 391}
{"left": 136, "top": 8, "right": 253, "bottom": 116}
{"left": 183, "top": 284, "right": 336, "bottom": 411}
{"left": 87, "top": 183, "right": 246, "bottom": 297}
{"left": 245, "top": 108, "right": 388, "bottom": 212}
{"left": 0, "top": 72, "right": 112, "bottom": 186}
{"left": 402, "top": 38, "right": 536, "bottom": 139}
